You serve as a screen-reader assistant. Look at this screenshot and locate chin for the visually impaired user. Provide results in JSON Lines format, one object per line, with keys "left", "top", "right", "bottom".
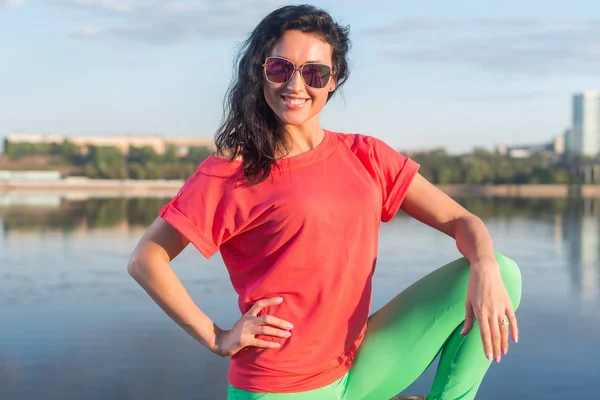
{"left": 277, "top": 111, "right": 312, "bottom": 127}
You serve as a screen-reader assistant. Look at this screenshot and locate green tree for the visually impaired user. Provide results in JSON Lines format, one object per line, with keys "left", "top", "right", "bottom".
{"left": 163, "top": 145, "right": 179, "bottom": 163}
{"left": 89, "top": 146, "right": 126, "bottom": 178}
{"left": 61, "top": 139, "right": 80, "bottom": 158}
{"left": 185, "top": 146, "right": 212, "bottom": 163}
{"left": 128, "top": 145, "right": 161, "bottom": 164}
{"left": 128, "top": 162, "right": 147, "bottom": 180}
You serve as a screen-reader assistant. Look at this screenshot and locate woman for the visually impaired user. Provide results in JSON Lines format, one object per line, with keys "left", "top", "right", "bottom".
{"left": 128, "top": 4, "right": 522, "bottom": 400}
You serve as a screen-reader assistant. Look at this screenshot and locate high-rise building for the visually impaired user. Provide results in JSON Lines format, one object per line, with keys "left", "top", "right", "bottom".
{"left": 564, "top": 129, "right": 572, "bottom": 154}
{"left": 571, "top": 91, "right": 600, "bottom": 156}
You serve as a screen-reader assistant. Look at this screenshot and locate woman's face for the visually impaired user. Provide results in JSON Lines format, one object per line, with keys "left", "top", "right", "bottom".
{"left": 263, "top": 30, "right": 336, "bottom": 128}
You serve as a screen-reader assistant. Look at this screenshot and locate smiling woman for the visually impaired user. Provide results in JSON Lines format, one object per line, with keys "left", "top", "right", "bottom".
{"left": 213, "top": 5, "right": 350, "bottom": 183}
{"left": 128, "top": 4, "right": 522, "bottom": 400}
{"left": 261, "top": 32, "right": 336, "bottom": 127}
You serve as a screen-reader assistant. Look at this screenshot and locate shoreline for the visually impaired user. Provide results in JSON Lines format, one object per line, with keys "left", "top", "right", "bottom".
{"left": 438, "top": 183, "right": 600, "bottom": 198}
{"left": 1, "top": 178, "right": 599, "bottom": 198}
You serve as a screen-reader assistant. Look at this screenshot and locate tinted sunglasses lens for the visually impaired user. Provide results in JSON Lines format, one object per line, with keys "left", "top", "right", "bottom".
{"left": 302, "top": 64, "right": 331, "bottom": 88}
{"left": 265, "top": 59, "right": 293, "bottom": 83}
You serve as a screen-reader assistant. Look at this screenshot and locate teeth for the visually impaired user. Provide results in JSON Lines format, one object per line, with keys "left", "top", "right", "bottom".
{"left": 285, "top": 97, "right": 307, "bottom": 105}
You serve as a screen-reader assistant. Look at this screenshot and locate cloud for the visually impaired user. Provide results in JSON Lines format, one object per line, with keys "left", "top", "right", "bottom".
{"left": 366, "top": 18, "right": 600, "bottom": 76}
{"left": 54, "top": 0, "right": 293, "bottom": 44}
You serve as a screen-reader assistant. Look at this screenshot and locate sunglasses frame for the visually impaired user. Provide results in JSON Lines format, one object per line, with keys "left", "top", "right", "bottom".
{"left": 262, "top": 56, "right": 334, "bottom": 89}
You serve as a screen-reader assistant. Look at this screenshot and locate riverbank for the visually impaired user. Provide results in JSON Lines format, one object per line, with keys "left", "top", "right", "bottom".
{"left": 439, "top": 184, "right": 600, "bottom": 198}
{"left": 1, "top": 178, "right": 600, "bottom": 198}
{"left": 0, "top": 177, "right": 183, "bottom": 198}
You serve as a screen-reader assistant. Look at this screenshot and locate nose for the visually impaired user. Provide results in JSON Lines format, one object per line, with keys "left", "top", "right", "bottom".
{"left": 286, "top": 69, "right": 304, "bottom": 92}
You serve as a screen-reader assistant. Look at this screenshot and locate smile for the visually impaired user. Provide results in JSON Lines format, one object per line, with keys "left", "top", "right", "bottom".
{"left": 281, "top": 96, "right": 309, "bottom": 109}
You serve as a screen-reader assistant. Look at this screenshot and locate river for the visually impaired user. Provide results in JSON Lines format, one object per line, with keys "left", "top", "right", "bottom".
{"left": 1, "top": 196, "right": 598, "bottom": 399}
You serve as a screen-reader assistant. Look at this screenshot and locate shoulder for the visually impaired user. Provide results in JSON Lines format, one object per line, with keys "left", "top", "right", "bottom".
{"left": 331, "top": 131, "right": 397, "bottom": 156}
{"left": 193, "top": 153, "right": 243, "bottom": 180}
{"left": 173, "top": 157, "right": 241, "bottom": 202}
{"left": 330, "top": 130, "right": 416, "bottom": 178}
{"left": 214, "top": 147, "right": 243, "bottom": 161}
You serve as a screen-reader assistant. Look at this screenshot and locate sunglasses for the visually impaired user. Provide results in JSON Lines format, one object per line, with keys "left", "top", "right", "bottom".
{"left": 262, "top": 57, "right": 333, "bottom": 89}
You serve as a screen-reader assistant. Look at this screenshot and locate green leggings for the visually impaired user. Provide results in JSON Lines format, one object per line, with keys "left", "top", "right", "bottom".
{"left": 228, "top": 253, "right": 522, "bottom": 400}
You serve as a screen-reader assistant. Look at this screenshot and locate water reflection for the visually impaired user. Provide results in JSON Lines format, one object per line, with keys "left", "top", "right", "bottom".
{"left": 0, "top": 195, "right": 573, "bottom": 232}
{"left": 453, "top": 197, "right": 599, "bottom": 303}
{"left": 0, "top": 196, "right": 168, "bottom": 233}
{"left": 562, "top": 199, "right": 600, "bottom": 301}
{"left": 1, "top": 194, "right": 599, "bottom": 399}
{"left": 1, "top": 195, "right": 599, "bottom": 303}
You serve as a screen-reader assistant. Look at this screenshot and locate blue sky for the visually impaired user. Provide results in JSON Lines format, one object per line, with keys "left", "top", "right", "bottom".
{"left": 2, "top": 0, "right": 600, "bottom": 153}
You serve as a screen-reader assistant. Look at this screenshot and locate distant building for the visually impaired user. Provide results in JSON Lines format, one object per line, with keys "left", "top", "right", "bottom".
{"left": 165, "top": 137, "right": 216, "bottom": 157}
{"left": 496, "top": 129, "right": 570, "bottom": 159}
{"left": 3, "top": 133, "right": 215, "bottom": 156}
{"left": 495, "top": 139, "right": 557, "bottom": 158}
{"left": 571, "top": 91, "right": 600, "bottom": 157}
{"left": 564, "top": 129, "right": 573, "bottom": 154}
{"left": 554, "top": 132, "right": 566, "bottom": 155}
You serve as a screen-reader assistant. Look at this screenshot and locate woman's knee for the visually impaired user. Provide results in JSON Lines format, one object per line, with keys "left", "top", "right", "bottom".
{"left": 494, "top": 252, "right": 523, "bottom": 310}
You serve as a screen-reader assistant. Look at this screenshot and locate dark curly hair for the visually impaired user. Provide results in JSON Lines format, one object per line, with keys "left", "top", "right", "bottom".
{"left": 214, "top": 4, "right": 351, "bottom": 184}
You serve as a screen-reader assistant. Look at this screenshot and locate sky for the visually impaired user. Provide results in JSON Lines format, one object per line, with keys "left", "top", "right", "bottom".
{"left": 2, "top": 0, "right": 600, "bottom": 153}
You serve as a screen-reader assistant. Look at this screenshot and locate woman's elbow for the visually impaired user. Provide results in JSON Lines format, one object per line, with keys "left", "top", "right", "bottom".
{"left": 127, "top": 252, "right": 144, "bottom": 279}
{"left": 127, "top": 246, "right": 156, "bottom": 280}
{"left": 127, "top": 239, "right": 171, "bottom": 280}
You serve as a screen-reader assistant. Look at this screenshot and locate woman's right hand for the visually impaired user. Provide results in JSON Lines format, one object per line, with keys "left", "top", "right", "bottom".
{"left": 214, "top": 297, "right": 294, "bottom": 357}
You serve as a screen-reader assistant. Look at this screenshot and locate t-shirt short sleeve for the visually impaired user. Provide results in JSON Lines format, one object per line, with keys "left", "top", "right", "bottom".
{"left": 158, "top": 165, "right": 234, "bottom": 259}
{"left": 362, "top": 136, "right": 420, "bottom": 222}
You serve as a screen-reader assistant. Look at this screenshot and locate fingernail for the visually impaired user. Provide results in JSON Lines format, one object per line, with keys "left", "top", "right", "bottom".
{"left": 276, "top": 297, "right": 283, "bottom": 302}
{"left": 284, "top": 331, "right": 291, "bottom": 337}
{"left": 496, "top": 356, "right": 501, "bottom": 363}
{"left": 287, "top": 323, "right": 294, "bottom": 329}
{"left": 274, "top": 343, "right": 281, "bottom": 347}
{"left": 460, "top": 328, "right": 466, "bottom": 335}
{"left": 487, "top": 353, "right": 493, "bottom": 361}
{"left": 515, "top": 336, "right": 519, "bottom": 344}
{"left": 503, "top": 348, "right": 508, "bottom": 355}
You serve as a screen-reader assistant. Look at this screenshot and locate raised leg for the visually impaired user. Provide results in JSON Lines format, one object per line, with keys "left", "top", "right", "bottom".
{"left": 343, "top": 253, "right": 522, "bottom": 400}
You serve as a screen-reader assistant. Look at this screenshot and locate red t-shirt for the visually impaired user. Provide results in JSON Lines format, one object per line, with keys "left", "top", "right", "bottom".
{"left": 159, "top": 130, "right": 419, "bottom": 393}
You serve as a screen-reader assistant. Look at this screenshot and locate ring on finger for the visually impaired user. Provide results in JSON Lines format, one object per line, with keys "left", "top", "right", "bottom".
{"left": 499, "top": 317, "right": 509, "bottom": 326}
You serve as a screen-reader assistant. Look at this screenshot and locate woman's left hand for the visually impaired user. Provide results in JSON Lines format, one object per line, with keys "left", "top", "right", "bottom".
{"left": 461, "top": 257, "right": 519, "bottom": 363}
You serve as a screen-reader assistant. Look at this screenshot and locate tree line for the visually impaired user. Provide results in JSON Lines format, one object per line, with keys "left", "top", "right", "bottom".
{"left": 4, "top": 140, "right": 212, "bottom": 180}
{"left": 3, "top": 140, "right": 582, "bottom": 184}
{"left": 2, "top": 196, "right": 590, "bottom": 233}
{"left": 409, "top": 148, "right": 577, "bottom": 185}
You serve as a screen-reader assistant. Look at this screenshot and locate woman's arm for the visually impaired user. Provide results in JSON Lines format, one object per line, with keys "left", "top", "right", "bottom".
{"left": 399, "top": 173, "right": 518, "bottom": 363}
{"left": 127, "top": 217, "right": 223, "bottom": 353}
{"left": 128, "top": 217, "right": 294, "bottom": 357}
{"left": 400, "top": 173, "right": 496, "bottom": 266}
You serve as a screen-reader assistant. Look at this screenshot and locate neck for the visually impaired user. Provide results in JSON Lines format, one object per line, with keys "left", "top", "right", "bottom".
{"left": 280, "top": 116, "right": 324, "bottom": 158}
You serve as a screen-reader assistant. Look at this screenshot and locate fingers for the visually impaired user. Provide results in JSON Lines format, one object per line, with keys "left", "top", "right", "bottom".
{"left": 251, "top": 325, "right": 292, "bottom": 339}
{"left": 217, "top": 297, "right": 293, "bottom": 356}
{"left": 251, "top": 339, "right": 282, "bottom": 349}
{"left": 500, "top": 318, "right": 509, "bottom": 356}
{"left": 481, "top": 312, "right": 515, "bottom": 363}
{"left": 489, "top": 316, "right": 502, "bottom": 363}
{"left": 248, "top": 297, "right": 283, "bottom": 316}
{"left": 241, "top": 297, "right": 294, "bottom": 352}
{"left": 257, "top": 314, "right": 294, "bottom": 330}
{"left": 478, "top": 318, "right": 493, "bottom": 362}
{"left": 506, "top": 307, "right": 519, "bottom": 343}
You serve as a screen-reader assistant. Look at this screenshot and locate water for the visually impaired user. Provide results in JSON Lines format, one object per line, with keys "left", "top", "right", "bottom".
{"left": 1, "top": 195, "right": 599, "bottom": 399}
